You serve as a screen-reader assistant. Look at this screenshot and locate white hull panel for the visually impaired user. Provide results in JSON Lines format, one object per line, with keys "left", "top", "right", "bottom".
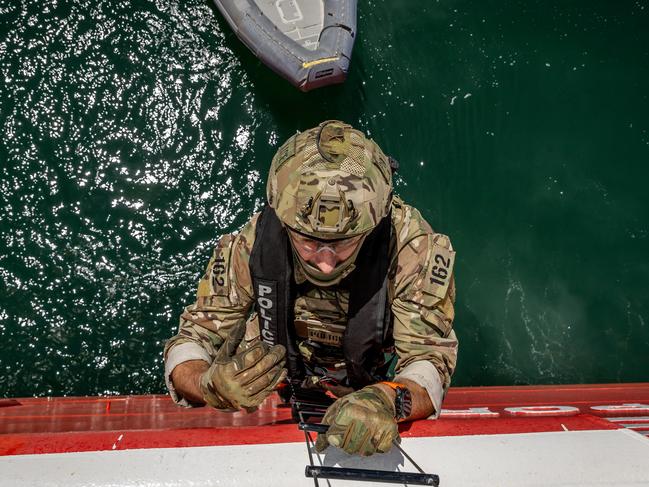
{"left": 3, "top": 429, "right": 649, "bottom": 487}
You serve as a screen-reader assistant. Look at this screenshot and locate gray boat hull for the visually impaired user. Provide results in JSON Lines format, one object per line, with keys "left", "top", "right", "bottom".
{"left": 213, "top": 0, "right": 356, "bottom": 91}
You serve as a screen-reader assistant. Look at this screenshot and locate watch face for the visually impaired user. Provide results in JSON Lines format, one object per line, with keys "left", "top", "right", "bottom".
{"left": 396, "top": 387, "right": 412, "bottom": 420}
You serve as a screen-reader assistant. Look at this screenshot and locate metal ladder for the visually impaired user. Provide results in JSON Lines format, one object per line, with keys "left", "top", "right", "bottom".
{"left": 291, "top": 390, "right": 440, "bottom": 486}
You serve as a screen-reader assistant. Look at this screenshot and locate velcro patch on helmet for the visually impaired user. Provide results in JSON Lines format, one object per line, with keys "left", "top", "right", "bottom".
{"left": 317, "top": 122, "right": 350, "bottom": 164}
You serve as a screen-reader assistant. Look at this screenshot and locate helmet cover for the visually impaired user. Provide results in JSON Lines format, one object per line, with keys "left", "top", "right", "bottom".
{"left": 267, "top": 120, "right": 393, "bottom": 240}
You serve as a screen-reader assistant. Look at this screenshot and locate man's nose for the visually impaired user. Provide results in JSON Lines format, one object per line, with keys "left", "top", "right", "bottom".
{"left": 313, "top": 247, "right": 337, "bottom": 274}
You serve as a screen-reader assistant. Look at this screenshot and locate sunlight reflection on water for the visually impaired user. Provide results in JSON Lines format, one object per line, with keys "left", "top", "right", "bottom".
{"left": 0, "top": 0, "right": 264, "bottom": 396}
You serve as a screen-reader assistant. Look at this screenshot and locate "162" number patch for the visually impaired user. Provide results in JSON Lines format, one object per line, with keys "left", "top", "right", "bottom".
{"left": 426, "top": 242, "right": 455, "bottom": 300}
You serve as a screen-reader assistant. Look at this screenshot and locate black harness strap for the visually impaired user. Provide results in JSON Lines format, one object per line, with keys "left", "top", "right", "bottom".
{"left": 249, "top": 205, "right": 304, "bottom": 381}
{"left": 342, "top": 213, "right": 391, "bottom": 389}
{"left": 249, "top": 205, "right": 391, "bottom": 390}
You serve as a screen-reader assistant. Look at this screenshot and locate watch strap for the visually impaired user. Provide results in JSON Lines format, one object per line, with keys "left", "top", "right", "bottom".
{"left": 379, "top": 381, "right": 412, "bottom": 420}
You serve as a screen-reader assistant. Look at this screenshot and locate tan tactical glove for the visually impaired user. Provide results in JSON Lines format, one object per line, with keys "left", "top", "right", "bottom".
{"left": 315, "top": 385, "right": 399, "bottom": 456}
{"left": 199, "top": 322, "right": 287, "bottom": 410}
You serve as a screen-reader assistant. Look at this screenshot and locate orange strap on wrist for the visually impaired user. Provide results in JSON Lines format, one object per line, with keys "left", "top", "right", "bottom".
{"left": 379, "top": 381, "right": 407, "bottom": 391}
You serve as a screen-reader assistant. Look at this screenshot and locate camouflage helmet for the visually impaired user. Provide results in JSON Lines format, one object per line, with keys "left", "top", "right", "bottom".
{"left": 267, "top": 120, "right": 393, "bottom": 240}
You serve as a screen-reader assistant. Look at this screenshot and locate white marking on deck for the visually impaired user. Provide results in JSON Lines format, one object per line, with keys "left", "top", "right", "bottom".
{"left": 111, "top": 433, "right": 124, "bottom": 450}
{"left": 606, "top": 416, "right": 649, "bottom": 422}
{"left": 603, "top": 416, "right": 649, "bottom": 435}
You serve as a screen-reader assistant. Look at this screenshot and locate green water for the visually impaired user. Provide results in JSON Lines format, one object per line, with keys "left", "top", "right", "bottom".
{"left": 0, "top": 0, "right": 648, "bottom": 397}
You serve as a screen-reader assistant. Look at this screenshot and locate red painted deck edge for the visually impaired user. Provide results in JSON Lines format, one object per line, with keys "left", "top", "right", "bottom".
{"left": 1, "top": 383, "right": 646, "bottom": 457}
{"left": 0, "top": 415, "right": 620, "bottom": 457}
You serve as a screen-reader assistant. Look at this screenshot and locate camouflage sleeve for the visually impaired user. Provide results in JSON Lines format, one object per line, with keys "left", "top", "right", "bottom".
{"left": 391, "top": 232, "right": 458, "bottom": 417}
{"left": 163, "top": 216, "right": 257, "bottom": 406}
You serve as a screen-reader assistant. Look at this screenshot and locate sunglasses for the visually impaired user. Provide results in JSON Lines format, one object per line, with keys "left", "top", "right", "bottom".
{"left": 288, "top": 230, "right": 364, "bottom": 255}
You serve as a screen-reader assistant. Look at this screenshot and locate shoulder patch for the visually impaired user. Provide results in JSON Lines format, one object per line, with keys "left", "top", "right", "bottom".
{"left": 197, "top": 235, "right": 233, "bottom": 298}
{"left": 211, "top": 235, "right": 233, "bottom": 297}
{"left": 425, "top": 237, "right": 455, "bottom": 300}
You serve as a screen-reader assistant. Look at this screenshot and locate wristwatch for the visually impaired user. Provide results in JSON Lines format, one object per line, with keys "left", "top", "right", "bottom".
{"left": 380, "top": 381, "right": 412, "bottom": 420}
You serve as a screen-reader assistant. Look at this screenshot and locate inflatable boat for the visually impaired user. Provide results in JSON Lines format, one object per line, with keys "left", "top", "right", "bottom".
{"left": 2, "top": 383, "right": 649, "bottom": 486}
{"left": 212, "top": 0, "right": 356, "bottom": 91}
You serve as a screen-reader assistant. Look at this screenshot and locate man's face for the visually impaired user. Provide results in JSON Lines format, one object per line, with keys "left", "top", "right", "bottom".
{"left": 288, "top": 230, "right": 364, "bottom": 274}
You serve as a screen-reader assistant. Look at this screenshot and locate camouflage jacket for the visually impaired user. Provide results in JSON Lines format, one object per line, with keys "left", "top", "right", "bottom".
{"left": 164, "top": 196, "right": 458, "bottom": 415}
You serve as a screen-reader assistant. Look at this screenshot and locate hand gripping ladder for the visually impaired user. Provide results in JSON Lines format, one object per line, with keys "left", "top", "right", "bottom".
{"left": 290, "top": 389, "right": 440, "bottom": 486}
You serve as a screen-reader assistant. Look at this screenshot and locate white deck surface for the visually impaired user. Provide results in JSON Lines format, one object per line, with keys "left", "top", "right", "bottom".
{"left": 2, "top": 429, "right": 649, "bottom": 487}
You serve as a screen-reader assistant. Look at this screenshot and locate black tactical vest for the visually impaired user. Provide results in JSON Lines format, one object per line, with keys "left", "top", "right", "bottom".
{"left": 249, "top": 204, "right": 392, "bottom": 390}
